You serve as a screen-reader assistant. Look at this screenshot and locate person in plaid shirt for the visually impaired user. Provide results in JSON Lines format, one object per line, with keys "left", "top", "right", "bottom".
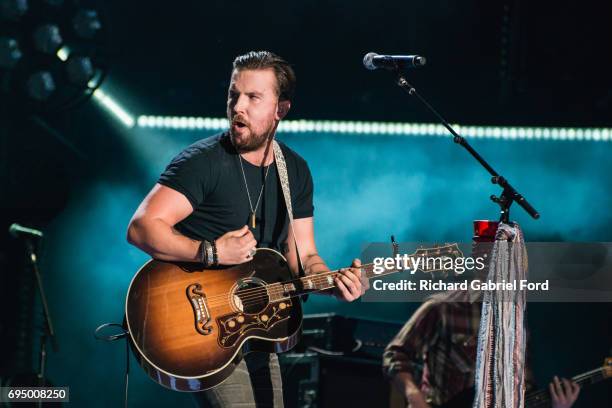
{"left": 383, "top": 292, "right": 483, "bottom": 407}
{"left": 383, "top": 291, "right": 580, "bottom": 408}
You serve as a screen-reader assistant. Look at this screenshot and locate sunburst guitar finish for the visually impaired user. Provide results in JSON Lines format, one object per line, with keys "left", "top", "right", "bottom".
{"left": 125, "top": 248, "right": 302, "bottom": 392}
{"left": 125, "top": 243, "right": 464, "bottom": 391}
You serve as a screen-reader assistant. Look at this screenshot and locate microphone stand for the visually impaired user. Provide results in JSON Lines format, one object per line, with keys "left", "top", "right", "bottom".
{"left": 393, "top": 71, "right": 540, "bottom": 223}
{"left": 24, "top": 238, "right": 58, "bottom": 400}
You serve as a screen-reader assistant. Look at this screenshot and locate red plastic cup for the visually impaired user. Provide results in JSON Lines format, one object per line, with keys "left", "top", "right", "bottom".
{"left": 473, "top": 220, "right": 499, "bottom": 242}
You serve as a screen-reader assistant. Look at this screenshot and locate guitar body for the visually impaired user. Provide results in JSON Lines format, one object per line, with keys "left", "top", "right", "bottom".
{"left": 125, "top": 248, "right": 303, "bottom": 392}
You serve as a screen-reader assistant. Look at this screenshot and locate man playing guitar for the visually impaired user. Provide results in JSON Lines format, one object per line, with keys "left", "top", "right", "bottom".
{"left": 127, "top": 50, "right": 368, "bottom": 407}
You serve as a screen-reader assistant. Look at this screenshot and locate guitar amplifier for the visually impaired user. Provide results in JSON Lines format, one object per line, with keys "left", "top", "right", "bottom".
{"left": 279, "top": 314, "right": 404, "bottom": 408}
{"left": 280, "top": 352, "right": 320, "bottom": 408}
{"left": 297, "top": 313, "right": 403, "bottom": 359}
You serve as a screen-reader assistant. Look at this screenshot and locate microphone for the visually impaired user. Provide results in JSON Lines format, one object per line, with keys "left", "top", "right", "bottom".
{"left": 9, "top": 223, "right": 44, "bottom": 238}
{"left": 363, "top": 52, "right": 426, "bottom": 71}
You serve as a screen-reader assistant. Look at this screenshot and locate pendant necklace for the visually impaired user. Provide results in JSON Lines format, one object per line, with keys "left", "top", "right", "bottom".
{"left": 238, "top": 154, "right": 272, "bottom": 228}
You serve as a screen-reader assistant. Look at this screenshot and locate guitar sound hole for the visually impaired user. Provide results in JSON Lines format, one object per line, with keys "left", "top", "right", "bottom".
{"left": 234, "top": 280, "right": 269, "bottom": 315}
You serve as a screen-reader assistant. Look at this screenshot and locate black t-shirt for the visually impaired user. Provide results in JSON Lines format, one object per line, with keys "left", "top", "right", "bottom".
{"left": 158, "top": 132, "right": 314, "bottom": 252}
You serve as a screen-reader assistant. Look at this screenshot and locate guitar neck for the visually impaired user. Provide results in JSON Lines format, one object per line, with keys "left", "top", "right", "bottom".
{"left": 436, "top": 363, "right": 610, "bottom": 408}
{"left": 289, "top": 262, "right": 403, "bottom": 296}
{"left": 279, "top": 244, "right": 462, "bottom": 297}
{"left": 525, "top": 366, "right": 608, "bottom": 407}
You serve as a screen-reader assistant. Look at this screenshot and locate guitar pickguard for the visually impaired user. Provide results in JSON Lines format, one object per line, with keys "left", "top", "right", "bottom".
{"left": 216, "top": 300, "right": 293, "bottom": 348}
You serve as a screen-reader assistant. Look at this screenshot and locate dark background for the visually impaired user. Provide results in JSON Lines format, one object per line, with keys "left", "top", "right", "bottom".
{"left": 104, "top": 0, "right": 612, "bottom": 125}
{"left": 1, "top": 0, "right": 611, "bottom": 406}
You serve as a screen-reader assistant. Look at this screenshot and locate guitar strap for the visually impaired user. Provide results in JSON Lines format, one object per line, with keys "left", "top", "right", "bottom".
{"left": 273, "top": 140, "right": 306, "bottom": 278}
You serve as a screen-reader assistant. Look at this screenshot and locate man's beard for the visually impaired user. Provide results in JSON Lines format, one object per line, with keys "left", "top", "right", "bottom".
{"left": 229, "top": 117, "right": 276, "bottom": 152}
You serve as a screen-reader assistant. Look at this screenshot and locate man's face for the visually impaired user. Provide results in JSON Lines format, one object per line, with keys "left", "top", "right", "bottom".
{"left": 227, "top": 68, "right": 283, "bottom": 152}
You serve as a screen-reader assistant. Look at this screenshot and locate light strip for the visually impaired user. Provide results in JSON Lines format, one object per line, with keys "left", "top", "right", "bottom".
{"left": 136, "top": 116, "right": 611, "bottom": 142}
{"left": 93, "top": 89, "right": 135, "bottom": 128}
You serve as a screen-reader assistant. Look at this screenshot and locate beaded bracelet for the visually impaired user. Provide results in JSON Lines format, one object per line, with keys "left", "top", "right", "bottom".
{"left": 199, "top": 241, "right": 207, "bottom": 266}
{"left": 211, "top": 239, "right": 218, "bottom": 266}
{"left": 206, "top": 240, "right": 214, "bottom": 266}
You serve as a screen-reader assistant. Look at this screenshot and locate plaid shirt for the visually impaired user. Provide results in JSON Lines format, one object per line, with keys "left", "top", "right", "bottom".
{"left": 383, "top": 294, "right": 535, "bottom": 406}
{"left": 382, "top": 296, "right": 483, "bottom": 407}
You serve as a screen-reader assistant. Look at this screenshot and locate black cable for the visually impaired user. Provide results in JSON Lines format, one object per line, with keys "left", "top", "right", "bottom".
{"left": 94, "top": 323, "right": 129, "bottom": 408}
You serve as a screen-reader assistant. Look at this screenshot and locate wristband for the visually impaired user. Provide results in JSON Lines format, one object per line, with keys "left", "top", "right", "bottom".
{"left": 205, "top": 240, "right": 214, "bottom": 266}
{"left": 211, "top": 239, "right": 218, "bottom": 266}
{"left": 200, "top": 240, "right": 215, "bottom": 266}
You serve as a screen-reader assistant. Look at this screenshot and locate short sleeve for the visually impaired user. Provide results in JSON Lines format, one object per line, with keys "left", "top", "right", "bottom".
{"left": 158, "top": 147, "right": 210, "bottom": 209}
{"left": 292, "top": 161, "right": 314, "bottom": 219}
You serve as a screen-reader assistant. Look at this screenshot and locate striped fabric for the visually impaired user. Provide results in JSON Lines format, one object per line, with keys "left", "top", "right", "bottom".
{"left": 473, "top": 223, "right": 528, "bottom": 408}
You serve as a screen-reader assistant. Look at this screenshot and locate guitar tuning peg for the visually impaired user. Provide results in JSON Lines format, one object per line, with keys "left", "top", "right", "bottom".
{"left": 391, "top": 235, "right": 399, "bottom": 257}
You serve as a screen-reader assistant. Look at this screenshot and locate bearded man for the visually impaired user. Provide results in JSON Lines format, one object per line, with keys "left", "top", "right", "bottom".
{"left": 127, "top": 50, "right": 368, "bottom": 407}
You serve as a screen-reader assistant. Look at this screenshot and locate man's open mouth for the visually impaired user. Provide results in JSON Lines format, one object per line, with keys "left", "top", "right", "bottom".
{"left": 233, "top": 119, "right": 248, "bottom": 128}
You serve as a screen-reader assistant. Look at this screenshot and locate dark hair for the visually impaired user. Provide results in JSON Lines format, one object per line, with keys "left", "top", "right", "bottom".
{"left": 232, "top": 51, "right": 296, "bottom": 102}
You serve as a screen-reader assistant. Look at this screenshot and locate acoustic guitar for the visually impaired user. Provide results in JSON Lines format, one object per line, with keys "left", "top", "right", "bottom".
{"left": 124, "top": 244, "right": 462, "bottom": 391}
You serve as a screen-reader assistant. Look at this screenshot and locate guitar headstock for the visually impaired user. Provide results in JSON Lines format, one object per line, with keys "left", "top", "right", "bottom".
{"left": 604, "top": 357, "right": 612, "bottom": 379}
{"left": 413, "top": 243, "right": 464, "bottom": 274}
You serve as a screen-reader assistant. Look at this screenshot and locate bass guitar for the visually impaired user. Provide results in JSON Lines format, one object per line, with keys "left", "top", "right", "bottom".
{"left": 438, "top": 357, "right": 611, "bottom": 407}
{"left": 525, "top": 357, "right": 611, "bottom": 407}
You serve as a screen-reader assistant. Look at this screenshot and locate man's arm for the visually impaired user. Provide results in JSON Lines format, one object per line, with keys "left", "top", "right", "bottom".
{"left": 383, "top": 301, "right": 440, "bottom": 408}
{"left": 127, "top": 184, "right": 201, "bottom": 262}
{"left": 391, "top": 372, "right": 431, "bottom": 408}
{"left": 284, "top": 217, "right": 368, "bottom": 301}
{"left": 127, "top": 183, "right": 257, "bottom": 264}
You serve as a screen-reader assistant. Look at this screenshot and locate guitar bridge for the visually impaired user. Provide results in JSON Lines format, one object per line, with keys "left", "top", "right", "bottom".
{"left": 187, "top": 284, "right": 213, "bottom": 335}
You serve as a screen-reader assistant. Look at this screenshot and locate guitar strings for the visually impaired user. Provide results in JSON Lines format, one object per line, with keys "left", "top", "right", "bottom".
{"left": 199, "top": 244, "right": 456, "bottom": 304}
{"left": 208, "top": 266, "right": 388, "bottom": 309}
{"left": 207, "top": 257, "right": 457, "bottom": 311}
{"left": 202, "top": 265, "right": 374, "bottom": 304}
{"left": 205, "top": 272, "right": 345, "bottom": 307}
{"left": 202, "top": 269, "right": 342, "bottom": 302}
{"left": 206, "top": 268, "right": 368, "bottom": 308}
{"left": 205, "top": 262, "right": 422, "bottom": 308}
{"left": 524, "top": 368, "right": 604, "bottom": 404}
{"left": 205, "top": 260, "right": 453, "bottom": 309}
{"left": 214, "top": 277, "right": 352, "bottom": 308}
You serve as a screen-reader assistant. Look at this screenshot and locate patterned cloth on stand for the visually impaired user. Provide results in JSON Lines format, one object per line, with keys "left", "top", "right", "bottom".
{"left": 473, "top": 223, "right": 528, "bottom": 408}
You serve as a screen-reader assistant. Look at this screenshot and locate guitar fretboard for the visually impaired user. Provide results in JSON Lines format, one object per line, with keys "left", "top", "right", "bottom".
{"left": 266, "top": 244, "right": 461, "bottom": 301}
{"left": 525, "top": 367, "right": 607, "bottom": 407}
{"left": 295, "top": 259, "right": 418, "bottom": 295}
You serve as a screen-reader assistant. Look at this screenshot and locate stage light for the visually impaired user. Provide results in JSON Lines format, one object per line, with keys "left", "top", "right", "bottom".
{"left": 56, "top": 45, "right": 70, "bottom": 61}
{"left": 135, "top": 116, "right": 612, "bottom": 143}
{"left": 0, "top": 0, "right": 28, "bottom": 21}
{"left": 33, "top": 24, "right": 63, "bottom": 54}
{"left": 26, "top": 71, "right": 56, "bottom": 101}
{"left": 66, "top": 56, "right": 94, "bottom": 85}
{"left": 73, "top": 9, "right": 101, "bottom": 39}
{"left": 0, "top": 37, "right": 22, "bottom": 69}
{"left": 1, "top": 2, "right": 109, "bottom": 115}
{"left": 92, "top": 88, "right": 135, "bottom": 128}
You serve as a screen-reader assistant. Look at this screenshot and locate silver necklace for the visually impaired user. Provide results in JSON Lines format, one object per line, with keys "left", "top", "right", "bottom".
{"left": 238, "top": 155, "right": 272, "bottom": 228}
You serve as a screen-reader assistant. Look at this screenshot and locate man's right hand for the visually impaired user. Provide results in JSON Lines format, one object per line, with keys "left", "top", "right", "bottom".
{"left": 215, "top": 225, "right": 257, "bottom": 265}
{"left": 550, "top": 376, "right": 580, "bottom": 408}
